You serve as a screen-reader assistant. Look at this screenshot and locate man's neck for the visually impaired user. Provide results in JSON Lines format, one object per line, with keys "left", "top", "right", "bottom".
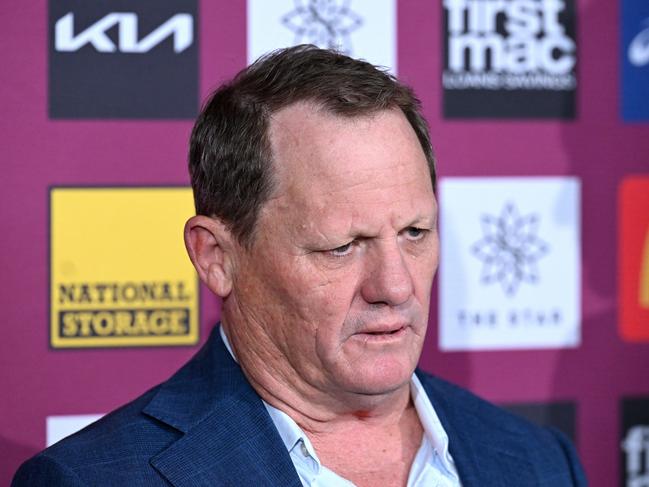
{"left": 309, "top": 399, "right": 423, "bottom": 487}
{"left": 221, "top": 320, "right": 424, "bottom": 486}
{"left": 220, "top": 320, "right": 415, "bottom": 432}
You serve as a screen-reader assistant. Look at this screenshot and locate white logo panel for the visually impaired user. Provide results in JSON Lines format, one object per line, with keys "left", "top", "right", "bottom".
{"left": 439, "top": 177, "right": 581, "bottom": 350}
{"left": 247, "top": 0, "right": 397, "bottom": 73}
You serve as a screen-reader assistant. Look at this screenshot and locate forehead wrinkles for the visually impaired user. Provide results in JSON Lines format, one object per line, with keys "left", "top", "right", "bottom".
{"left": 268, "top": 107, "right": 373, "bottom": 185}
{"left": 268, "top": 107, "right": 423, "bottom": 196}
{"left": 263, "top": 178, "right": 433, "bottom": 245}
{"left": 262, "top": 103, "right": 434, "bottom": 234}
{"left": 268, "top": 163, "right": 426, "bottom": 226}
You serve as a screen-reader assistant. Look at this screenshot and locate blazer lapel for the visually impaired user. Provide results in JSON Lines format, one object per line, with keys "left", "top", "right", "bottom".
{"left": 417, "top": 371, "right": 538, "bottom": 487}
{"left": 142, "top": 326, "right": 301, "bottom": 487}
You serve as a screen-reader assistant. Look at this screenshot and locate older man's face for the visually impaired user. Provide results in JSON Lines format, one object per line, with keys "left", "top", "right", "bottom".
{"left": 227, "top": 103, "right": 438, "bottom": 400}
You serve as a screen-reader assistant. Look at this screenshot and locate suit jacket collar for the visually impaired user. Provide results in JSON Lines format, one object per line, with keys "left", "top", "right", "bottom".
{"left": 140, "top": 327, "right": 537, "bottom": 486}
{"left": 142, "top": 326, "right": 301, "bottom": 486}
{"left": 416, "top": 370, "right": 537, "bottom": 487}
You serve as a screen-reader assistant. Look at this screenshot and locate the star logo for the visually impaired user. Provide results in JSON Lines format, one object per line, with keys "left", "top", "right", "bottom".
{"left": 281, "top": 0, "right": 363, "bottom": 54}
{"left": 471, "top": 202, "right": 549, "bottom": 297}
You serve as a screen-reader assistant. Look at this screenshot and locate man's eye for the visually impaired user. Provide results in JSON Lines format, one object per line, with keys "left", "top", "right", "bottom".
{"left": 329, "top": 242, "right": 353, "bottom": 257}
{"left": 405, "top": 227, "right": 426, "bottom": 241}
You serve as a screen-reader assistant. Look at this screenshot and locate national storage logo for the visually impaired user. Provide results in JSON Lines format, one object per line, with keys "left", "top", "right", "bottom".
{"left": 49, "top": 0, "right": 198, "bottom": 119}
{"left": 619, "top": 176, "right": 649, "bottom": 342}
{"left": 50, "top": 187, "right": 199, "bottom": 348}
{"left": 442, "top": 0, "right": 577, "bottom": 118}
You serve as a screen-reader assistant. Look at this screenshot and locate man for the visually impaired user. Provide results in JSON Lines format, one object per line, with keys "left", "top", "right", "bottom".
{"left": 14, "top": 46, "right": 586, "bottom": 486}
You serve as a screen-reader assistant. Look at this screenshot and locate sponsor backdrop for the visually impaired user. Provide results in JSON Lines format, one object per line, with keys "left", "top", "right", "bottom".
{"left": 0, "top": 0, "right": 648, "bottom": 485}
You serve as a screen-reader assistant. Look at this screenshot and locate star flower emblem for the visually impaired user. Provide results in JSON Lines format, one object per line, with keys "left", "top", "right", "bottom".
{"left": 281, "top": 0, "right": 363, "bottom": 54}
{"left": 471, "top": 202, "right": 549, "bottom": 296}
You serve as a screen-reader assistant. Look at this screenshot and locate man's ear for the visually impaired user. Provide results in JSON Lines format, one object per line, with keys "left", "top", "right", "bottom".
{"left": 184, "top": 215, "right": 235, "bottom": 298}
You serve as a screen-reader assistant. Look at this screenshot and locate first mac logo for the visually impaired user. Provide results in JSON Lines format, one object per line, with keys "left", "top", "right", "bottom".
{"left": 49, "top": 0, "right": 198, "bottom": 119}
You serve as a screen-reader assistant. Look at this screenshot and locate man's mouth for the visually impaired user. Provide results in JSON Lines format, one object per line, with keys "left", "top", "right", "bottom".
{"left": 356, "top": 325, "right": 408, "bottom": 339}
{"left": 365, "top": 327, "right": 404, "bottom": 335}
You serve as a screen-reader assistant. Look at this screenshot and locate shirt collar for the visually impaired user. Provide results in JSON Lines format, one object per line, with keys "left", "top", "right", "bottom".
{"left": 220, "top": 325, "right": 237, "bottom": 362}
{"left": 410, "top": 373, "right": 457, "bottom": 476}
{"left": 263, "top": 402, "right": 321, "bottom": 470}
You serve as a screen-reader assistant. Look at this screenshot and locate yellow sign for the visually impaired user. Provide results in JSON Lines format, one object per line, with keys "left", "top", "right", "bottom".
{"left": 50, "top": 187, "right": 199, "bottom": 348}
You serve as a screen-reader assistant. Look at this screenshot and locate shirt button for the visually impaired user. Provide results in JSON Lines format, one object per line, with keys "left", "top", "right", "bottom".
{"left": 300, "top": 442, "right": 309, "bottom": 457}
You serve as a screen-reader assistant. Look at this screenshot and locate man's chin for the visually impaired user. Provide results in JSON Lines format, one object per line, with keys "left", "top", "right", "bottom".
{"left": 338, "top": 333, "right": 422, "bottom": 391}
{"left": 339, "top": 358, "right": 416, "bottom": 398}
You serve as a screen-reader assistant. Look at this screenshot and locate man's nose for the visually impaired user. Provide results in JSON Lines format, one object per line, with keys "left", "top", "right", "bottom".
{"left": 360, "top": 241, "right": 414, "bottom": 306}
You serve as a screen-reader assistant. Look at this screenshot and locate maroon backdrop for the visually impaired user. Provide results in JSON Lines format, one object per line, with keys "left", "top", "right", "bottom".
{"left": 1, "top": 1, "right": 648, "bottom": 485}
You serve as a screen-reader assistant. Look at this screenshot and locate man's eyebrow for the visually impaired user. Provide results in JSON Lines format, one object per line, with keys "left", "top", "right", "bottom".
{"left": 411, "top": 215, "right": 436, "bottom": 225}
{"left": 341, "top": 219, "right": 437, "bottom": 241}
{"left": 401, "top": 213, "right": 437, "bottom": 228}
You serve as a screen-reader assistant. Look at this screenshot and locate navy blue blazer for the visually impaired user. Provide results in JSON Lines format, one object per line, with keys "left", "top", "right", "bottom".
{"left": 13, "top": 326, "right": 587, "bottom": 486}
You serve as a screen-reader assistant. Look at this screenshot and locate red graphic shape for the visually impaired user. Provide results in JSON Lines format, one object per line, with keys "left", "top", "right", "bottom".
{"left": 619, "top": 176, "right": 649, "bottom": 341}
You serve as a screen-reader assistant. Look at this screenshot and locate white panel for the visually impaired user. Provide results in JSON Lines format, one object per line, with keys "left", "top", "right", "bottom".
{"left": 247, "top": 0, "right": 397, "bottom": 73}
{"left": 439, "top": 177, "right": 581, "bottom": 350}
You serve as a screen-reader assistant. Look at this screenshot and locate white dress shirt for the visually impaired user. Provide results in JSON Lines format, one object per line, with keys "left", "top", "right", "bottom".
{"left": 220, "top": 327, "right": 462, "bottom": 486}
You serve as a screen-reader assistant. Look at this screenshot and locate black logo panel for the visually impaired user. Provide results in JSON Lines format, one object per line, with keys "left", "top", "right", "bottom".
{"left": 501, "top": 401, "right": 576, "bottom": 442}
{"left": 621, "top": 396, "right": 649, "bottom": 487}
{"left": 49, "top": 0, "right": 198, "bottom": 119}
{"left": 442, "top": 0, "right": 577, "bottom": 118}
